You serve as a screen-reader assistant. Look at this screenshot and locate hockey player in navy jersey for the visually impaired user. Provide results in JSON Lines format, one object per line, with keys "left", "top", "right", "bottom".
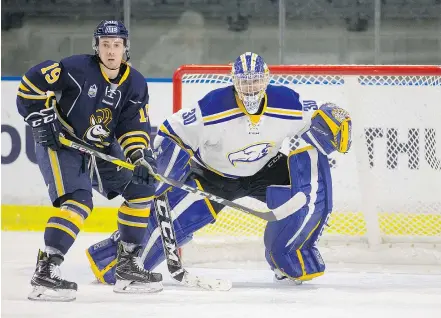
{"left": 17, "top": 20, "right": 163, "bottom": 301}
{"left": 87, "top": 52, "right": 352, "bottom": 286}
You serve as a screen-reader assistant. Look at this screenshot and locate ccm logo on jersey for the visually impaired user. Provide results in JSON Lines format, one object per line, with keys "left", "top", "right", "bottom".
{"left": 228, "top": 142, "right": 273, "bottom": 166}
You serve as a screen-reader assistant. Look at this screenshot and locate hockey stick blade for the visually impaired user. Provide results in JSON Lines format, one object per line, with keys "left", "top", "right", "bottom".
{"left": 181, "top": 271, "right": 232, "bottom": 291}
{"left": 155, "top": 194, "right": 232, "bottom": 291}
{"left": 59, "top": 135, "right": 305, "bottom": 222}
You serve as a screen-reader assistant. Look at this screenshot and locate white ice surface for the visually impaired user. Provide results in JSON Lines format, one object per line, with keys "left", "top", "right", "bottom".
{"left": 2, "top": 231, "right": 441, "bottom": 318}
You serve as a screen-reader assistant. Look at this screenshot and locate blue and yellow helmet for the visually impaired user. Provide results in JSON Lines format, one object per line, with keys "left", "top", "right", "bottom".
{"left": 231, "top": 52, "right": 270, "bottom": 114}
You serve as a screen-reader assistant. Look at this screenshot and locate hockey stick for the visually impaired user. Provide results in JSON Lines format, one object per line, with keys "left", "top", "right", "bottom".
{"left": 58, "top": 134, "right": 229, "bottom": 291}
{"left": 154, "top": 194, "right": 232, "bottom": 291}
{"left": 58, "top": 134, "right": 307, "bottom": 222}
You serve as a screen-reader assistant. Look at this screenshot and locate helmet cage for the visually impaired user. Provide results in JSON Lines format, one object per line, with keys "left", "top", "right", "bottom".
{"left": 233, "top": 72, "right": 269, "bottom": 114}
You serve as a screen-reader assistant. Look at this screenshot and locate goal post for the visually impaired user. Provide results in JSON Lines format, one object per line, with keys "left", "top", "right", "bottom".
{"left": 172, "top": 64, "right": 441, "bottom": 265}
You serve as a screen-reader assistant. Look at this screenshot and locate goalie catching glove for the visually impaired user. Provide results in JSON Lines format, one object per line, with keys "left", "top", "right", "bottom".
{"left": 25, "top": 95, "right": 62, "bottom": 151}
{"left": 302, "top": 103, "right": 352, "bottom": 155}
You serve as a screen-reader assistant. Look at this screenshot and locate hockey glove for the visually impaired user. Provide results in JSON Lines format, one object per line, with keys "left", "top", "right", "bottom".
{"left": 129, "top": 148, "right": 158, "bottom": 186}
{"left": 301, "top": 103, "right": 352, "bottom": 155}
{"left": 24, "top": 96, "right": 62, "bottom": 151}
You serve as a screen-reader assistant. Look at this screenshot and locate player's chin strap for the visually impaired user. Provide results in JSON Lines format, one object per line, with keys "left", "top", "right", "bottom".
{"left": 58, "top": 134, "right": 307, "bottom": 223}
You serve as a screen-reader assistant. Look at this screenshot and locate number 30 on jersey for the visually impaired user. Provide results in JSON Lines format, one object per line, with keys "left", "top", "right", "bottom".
{"left": 182, "top": 108, "right": 197, "bottom": 125}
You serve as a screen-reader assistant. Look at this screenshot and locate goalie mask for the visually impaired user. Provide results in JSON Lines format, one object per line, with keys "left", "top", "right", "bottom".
{"left": 232, "top": 52, "right": 270, "bottom": 114}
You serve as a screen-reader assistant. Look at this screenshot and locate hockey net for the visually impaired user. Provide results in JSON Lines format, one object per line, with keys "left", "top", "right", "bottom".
{"left": 173, "top": 65, "right": 441, "bottom": 265}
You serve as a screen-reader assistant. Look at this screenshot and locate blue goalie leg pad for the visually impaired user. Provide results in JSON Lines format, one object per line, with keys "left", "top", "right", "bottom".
{"left": 264, "top": 148, "right": 333, "bottom": 282}
{"left": 265, "top": 246, "right": 325, "bottom": 282}
{"left": 85, "top": 231, "right": 120, "bottom": 284}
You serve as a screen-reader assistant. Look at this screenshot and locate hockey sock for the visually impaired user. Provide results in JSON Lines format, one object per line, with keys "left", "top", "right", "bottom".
{"left": 44, "top": 190, "right": 93, "bottom": 255}
{"left": 117, "top": 201, "right": 151, "bottom": 245}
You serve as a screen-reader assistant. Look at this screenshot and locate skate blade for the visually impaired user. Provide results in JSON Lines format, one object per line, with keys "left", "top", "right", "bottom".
{"left": 273, "top": 276, "right": 303, "bottom": 285}
{"left": 113, "top": 280, "right": 163, "bottom": 294}
{"left": 28, "top": 286, "right": 76, "bottom": 302}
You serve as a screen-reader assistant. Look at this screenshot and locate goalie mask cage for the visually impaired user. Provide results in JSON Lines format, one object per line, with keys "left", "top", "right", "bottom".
{"left": 172, "top": 65, "right": 441, "bottom": 266}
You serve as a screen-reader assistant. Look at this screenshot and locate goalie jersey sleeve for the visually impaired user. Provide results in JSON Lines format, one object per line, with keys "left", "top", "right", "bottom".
{"left": 156, "top": 107, "right": 202, "bottom": 156}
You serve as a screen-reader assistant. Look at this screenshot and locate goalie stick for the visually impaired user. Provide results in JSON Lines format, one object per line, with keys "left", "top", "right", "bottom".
{"left": 58, "top": 134, "right": 307, "bottom": 222}
{"left": 154, "top": 194, "right": 232, "bottom": 291}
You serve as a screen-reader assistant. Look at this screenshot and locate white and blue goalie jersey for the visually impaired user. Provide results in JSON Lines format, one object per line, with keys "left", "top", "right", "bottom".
{"left": 157, "top": 84, "right": 307, "bottom": 178}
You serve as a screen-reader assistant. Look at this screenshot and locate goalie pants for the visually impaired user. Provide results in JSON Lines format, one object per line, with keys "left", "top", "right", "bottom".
{"left": 189, "top": 152, "right": 291, "bottom": 214}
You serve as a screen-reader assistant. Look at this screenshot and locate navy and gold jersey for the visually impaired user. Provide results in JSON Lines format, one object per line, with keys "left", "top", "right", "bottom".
{"left": 17, "top": 54, "right": 151, "bottom": 157}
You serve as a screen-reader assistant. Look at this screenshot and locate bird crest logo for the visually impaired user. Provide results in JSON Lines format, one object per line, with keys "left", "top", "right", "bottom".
{"left": 228, "top": 142, "right": 273, "bottom": 166}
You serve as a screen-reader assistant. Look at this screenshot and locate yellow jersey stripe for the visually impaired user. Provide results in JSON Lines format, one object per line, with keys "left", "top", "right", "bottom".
{"left": 203, "top": 108, "right": 242, "bottom": 123}
{"left": 120, "top": 137, "right": 148, "bottom": 149}
{"left": 22, "top": 75, "right": 45, "bottom": 95}
{"left": 19, "top": 83, "right": 30, "bottom": 92}
{"left": 117, "top": 130, "right": 150, "bottom": 144}
{"left": 266, "top": 107, "right": 302, "bottom": 117}
{"left": 123, "top": 144, "right": 145, "bottom": 157}
{"left": 17, "top": 91, "right": 48, "bottom": 100}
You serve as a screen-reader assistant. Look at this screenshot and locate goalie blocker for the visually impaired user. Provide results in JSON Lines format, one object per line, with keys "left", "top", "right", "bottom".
{"left": 87, "top": 134, "right": 335, "bottom": 284}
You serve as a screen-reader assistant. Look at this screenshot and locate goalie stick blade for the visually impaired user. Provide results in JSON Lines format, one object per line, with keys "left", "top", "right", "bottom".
{"left": 176, "top": 271, "right": 232, "bottom": 292}
{"left": 155, "top": 195, "right": 232, "bottom": 292}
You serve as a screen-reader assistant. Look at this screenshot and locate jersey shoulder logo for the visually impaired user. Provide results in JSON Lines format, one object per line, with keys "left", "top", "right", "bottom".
{"left": 88, "top": 84, "right": 97, "bottom": 98}
{"left": 227, "top": 142, "right": 273, "bottom": 166}
{"left": 83, "top": 108, "right": 112, "bottom": 143}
